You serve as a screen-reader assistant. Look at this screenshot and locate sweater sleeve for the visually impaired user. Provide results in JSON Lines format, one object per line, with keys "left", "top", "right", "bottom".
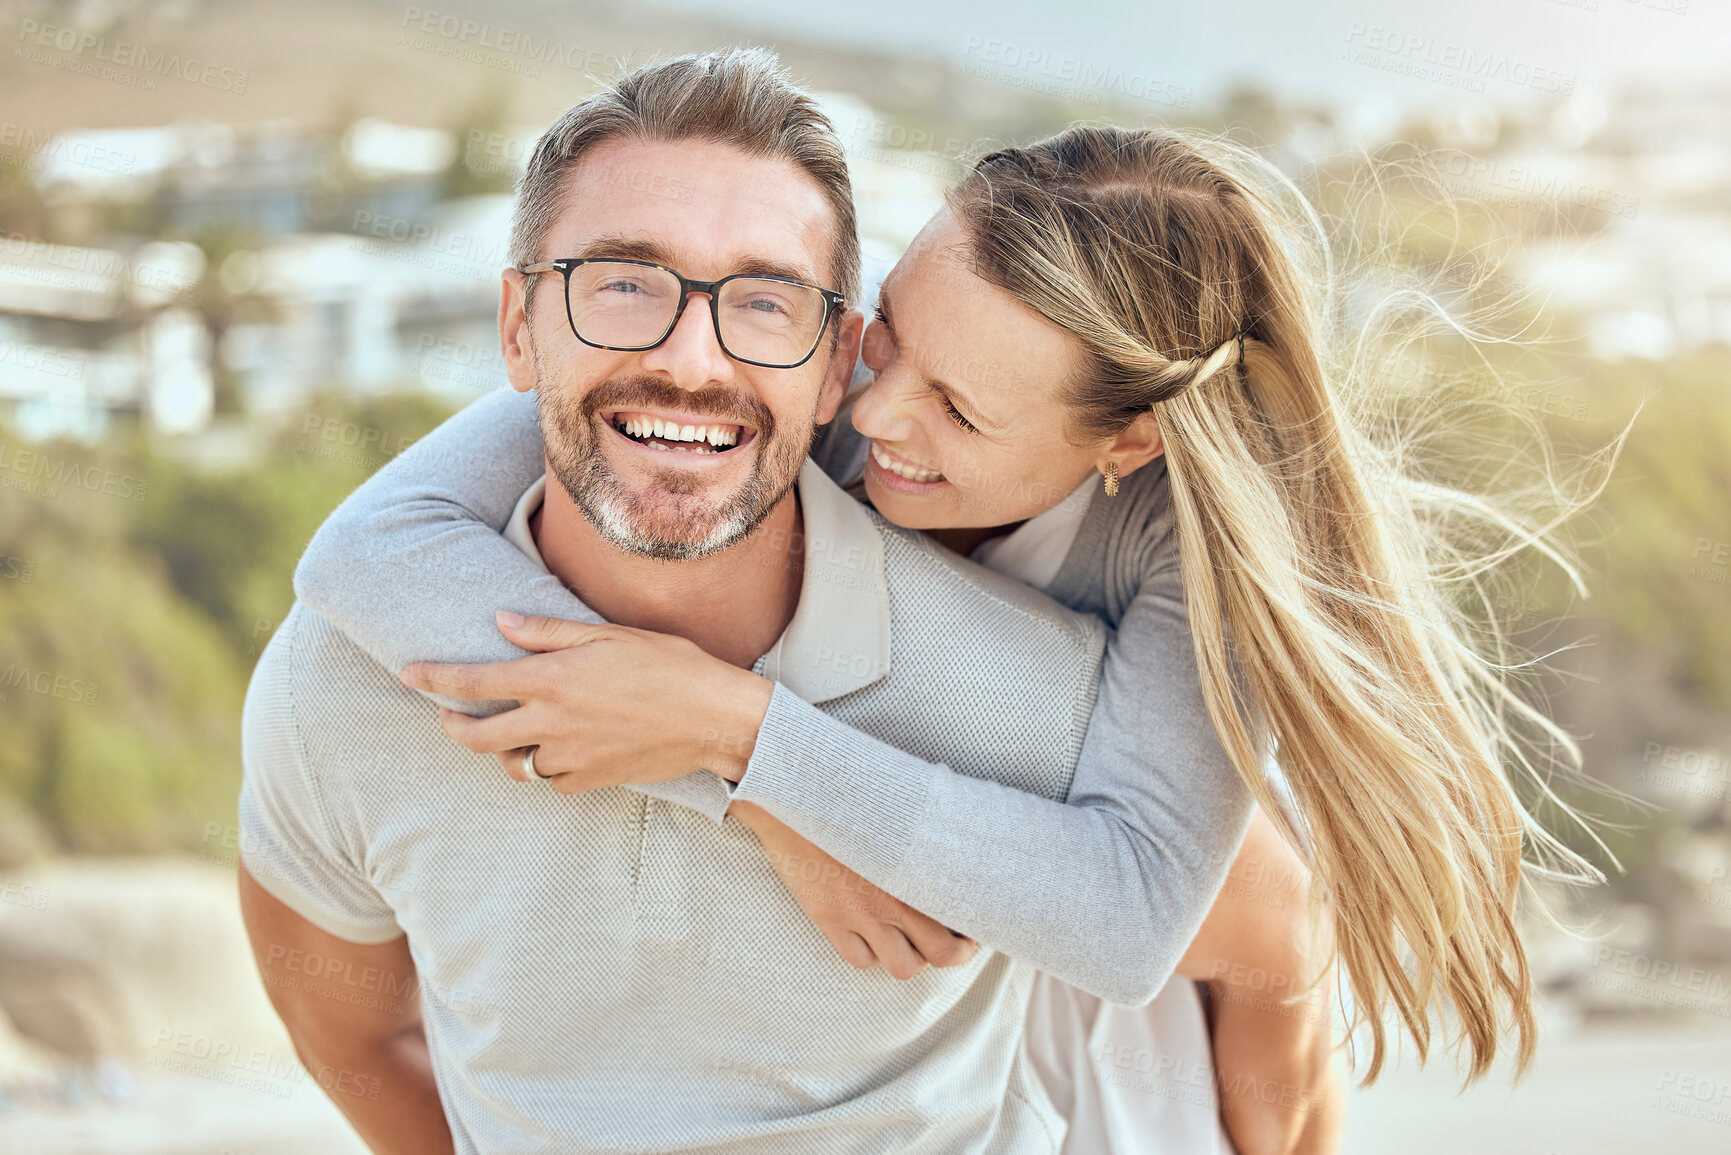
{"left": 291, "top": 387, "right": 734, "bottom": 823}
{"left": 729, "top": 521, "right": 1255, "bottom": 1006}
{"left": 295, "top": 388, "right": 1253, "bottom": 1002}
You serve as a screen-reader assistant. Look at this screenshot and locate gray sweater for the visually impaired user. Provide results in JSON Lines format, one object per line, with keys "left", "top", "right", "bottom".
{"left": 293, "top": 387, "right": 1252, "bottom": 1005}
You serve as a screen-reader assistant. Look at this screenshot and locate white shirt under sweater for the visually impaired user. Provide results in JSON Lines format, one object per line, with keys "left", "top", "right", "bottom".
{"left": 240, "top": 458, "right": 1108, "bottom": 1154}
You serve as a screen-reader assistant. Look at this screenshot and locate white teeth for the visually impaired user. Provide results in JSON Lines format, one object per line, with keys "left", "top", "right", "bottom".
{"left": 615, "top": 413, "right": 744, "bottom": 450}
{"left": 871, "top": 442, "right": 943, "bottom": 483}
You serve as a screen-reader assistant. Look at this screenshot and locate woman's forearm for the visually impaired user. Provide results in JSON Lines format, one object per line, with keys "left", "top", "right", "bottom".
{"left": 295, "top": 389, "right": 1252, "bottom": 1000}
{"left": 730, "top": 565, "right": 1254, "bottom": 1006}
{"left": 294, "top": 388, "right": 740, "bottom": 820}
{"left": 294, "top": 389, "right": 567, "bottom": 694}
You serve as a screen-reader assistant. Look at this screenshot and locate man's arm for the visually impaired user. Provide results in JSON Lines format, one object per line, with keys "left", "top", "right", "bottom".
{"left": 1177, "top": 809, "right": 1345, "bottom": 1155}
{"left": 239, "top": 864, "right": 452, "bottom": 1155}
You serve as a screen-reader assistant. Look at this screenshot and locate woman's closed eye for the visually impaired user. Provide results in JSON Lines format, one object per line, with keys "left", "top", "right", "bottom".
{"left": 933, "top": 386, "right": 979, "bottom": 434}
{"left": 862, "top": 308, "right": 897, "bottom": 371}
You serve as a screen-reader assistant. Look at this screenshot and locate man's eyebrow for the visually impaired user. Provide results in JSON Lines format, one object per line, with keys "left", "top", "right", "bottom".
{"left": 570, "top": 237, "right": 819, "bottom": 287}
{"left": 878, "top": 288, "right": 1003, "bottom": 431}
{"left": 573, "top": 236, "right": 674, "bottom": 265}
{"left": 729, "top": 256, "right": 824, "bottom": 286}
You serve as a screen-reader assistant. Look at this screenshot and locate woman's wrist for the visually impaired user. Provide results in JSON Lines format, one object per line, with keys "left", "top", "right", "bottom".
{"left": 701, "top": 667, "right": 775, "bottom": 783}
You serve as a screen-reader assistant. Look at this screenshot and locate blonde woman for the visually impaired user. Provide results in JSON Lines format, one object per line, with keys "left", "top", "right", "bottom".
{"left": 297, "top": 125, "right": 1589, "bottom": 1152}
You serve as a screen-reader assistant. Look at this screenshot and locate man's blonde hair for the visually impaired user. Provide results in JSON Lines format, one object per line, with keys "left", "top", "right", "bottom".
{"left": 509, "top": 47, "right": 860, "bottom": 308}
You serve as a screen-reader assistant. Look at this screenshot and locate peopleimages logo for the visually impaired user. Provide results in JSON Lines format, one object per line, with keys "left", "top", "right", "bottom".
{"left": 0, "top": 663, "right": 100, "bottom": 706}
{"left": 0, "top": 122, "right": 137, "bottom": 175}
{"left": 0, "top": 444, "right": 148, "bottom": 502}
{"left": 1, "top": 232, "right": 194, "bottom": 292}
{"left": 1426, "top": 152, "right": 1640, "bottom": 221}
{"left": 958, "top": 37, "right": 1193, "bottom": 109}
{"left": 398, "top": 7, "right": 625, "bottom": 75}
{"left": 15, "top": 21, "right": 250, "bottom": 93}
{"left": 1585, "top": 946, "right": 1731, "bottom": 1016}
{"left": 1343, "top": 24, "right": 1576, "bottom": 95}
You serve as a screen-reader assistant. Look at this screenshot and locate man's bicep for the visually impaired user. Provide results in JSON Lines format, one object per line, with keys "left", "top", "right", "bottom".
{"left": 239, "top": 863, "right": 421, "bottom": 1050}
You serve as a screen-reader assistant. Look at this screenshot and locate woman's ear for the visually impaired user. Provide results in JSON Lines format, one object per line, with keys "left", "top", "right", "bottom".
{"left": 1107, "top": 411, "right": 1165, "bottom": 480}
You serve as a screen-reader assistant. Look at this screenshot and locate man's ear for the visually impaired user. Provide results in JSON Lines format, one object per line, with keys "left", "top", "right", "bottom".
{"left": 499, "top": 268, "right": 539, "bottom": 394}
{"left": 815, "top": 307, "right": 865, "bottom": 426}
{"left": 1108, "top": 411, "right": 1165, "bottom": 480}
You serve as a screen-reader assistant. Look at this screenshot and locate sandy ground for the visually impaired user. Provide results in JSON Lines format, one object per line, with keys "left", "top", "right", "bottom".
{"left": 5, "top": 1017, "right": 1728, "bottom": 1154}
{"left": 0, "top": 1071, "right": 369, "bottom": 1155}
{"left": 1342, "top": 1018, "right": 1731, "bottom": 1154}
{"left": 3, "top": 857, "right": 1728, "bottom": 1154}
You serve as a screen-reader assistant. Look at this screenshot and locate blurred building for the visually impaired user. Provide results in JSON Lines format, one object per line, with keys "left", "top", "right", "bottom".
{"left": 0, "top": 236, "right": 206, "bottom": 440}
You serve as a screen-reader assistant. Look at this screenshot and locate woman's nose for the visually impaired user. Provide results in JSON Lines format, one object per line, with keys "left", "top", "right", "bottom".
{"left": 850, "top": 369, "right": 920, "bottom": 442}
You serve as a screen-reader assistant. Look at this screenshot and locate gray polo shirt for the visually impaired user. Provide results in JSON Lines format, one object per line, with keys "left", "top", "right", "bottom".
{"left": 240, "top": 458, "right": 1106, "bottom": 1154}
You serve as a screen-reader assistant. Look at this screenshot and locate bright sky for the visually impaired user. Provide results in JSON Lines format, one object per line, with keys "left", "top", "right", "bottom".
{"left": 647, "top": 0, "right": 1727, "bottom": 116}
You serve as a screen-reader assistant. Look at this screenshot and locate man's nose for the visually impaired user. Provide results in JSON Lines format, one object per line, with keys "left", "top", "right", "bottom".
{"left": 639, "top": 291, "right": 734, "bottom": 389}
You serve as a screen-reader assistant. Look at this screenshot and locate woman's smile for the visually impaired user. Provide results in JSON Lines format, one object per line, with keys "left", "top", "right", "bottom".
{"left": 867, "top": 440, "right": 947, "bottom": 490}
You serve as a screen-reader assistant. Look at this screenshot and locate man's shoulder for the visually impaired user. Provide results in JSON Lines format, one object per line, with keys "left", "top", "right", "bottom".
{"left": 247, "top": 602, "right": 420, "bottom": 736}
{"left": 844, "top": 510, "right": 1105, "bottom": 799}
{"left": 864, "top": 508, "right": 1106, "bottom": 661}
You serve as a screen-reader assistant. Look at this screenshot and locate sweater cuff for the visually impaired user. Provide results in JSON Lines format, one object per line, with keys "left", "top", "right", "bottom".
{"left": 729, "top": 681, "right": 939, "bottom": 880}
{"left": 624, "top": 771, "right": 733, "bottom": 825}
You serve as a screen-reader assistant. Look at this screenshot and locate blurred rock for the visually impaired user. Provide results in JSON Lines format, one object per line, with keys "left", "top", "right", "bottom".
{"left": 0, "top": 858, "right": 294, "bottom": 1078}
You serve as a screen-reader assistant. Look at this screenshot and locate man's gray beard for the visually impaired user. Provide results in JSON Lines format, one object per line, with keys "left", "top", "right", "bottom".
{"left": 530, "top": 337, "right": 814, "bottom": 561}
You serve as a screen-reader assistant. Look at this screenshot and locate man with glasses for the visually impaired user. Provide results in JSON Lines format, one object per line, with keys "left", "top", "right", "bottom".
{"left": 234, "top": 48, "right": 1235, "bottom": 1155}
{"left": 515, "top": 245, "right": 848, "bottom": 563}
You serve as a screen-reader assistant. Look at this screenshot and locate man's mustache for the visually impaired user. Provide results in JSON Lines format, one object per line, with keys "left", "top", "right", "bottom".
{"left": 578, "top": 376, "right": 775, "bottom": 437}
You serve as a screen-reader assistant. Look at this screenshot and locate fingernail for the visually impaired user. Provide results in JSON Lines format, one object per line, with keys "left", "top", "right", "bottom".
{"left": 496, "top": 610, "right": 524, "bottom": 628}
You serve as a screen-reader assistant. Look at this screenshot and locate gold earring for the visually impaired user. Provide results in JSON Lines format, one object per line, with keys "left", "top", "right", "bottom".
{"left": 1102, "top": 461, "right": 1119, "bottom": 497}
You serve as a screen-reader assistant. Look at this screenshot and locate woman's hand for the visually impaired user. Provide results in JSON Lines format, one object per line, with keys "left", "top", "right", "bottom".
{"left": 729, "top": 801, "right": 979, "bottom": 980}
{"left": 400, "top": 611, "right": 775, "bottom": 792}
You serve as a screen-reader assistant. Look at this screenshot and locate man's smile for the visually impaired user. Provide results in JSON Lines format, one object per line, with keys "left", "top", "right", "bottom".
{"left": 600, "top": 407, "right": 759, "bottom": 460}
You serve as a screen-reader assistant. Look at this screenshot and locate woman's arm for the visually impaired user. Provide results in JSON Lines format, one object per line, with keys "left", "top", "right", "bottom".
{"left": 409, "top": 576, "right": 1255, "bottom": 1004}
{"left": 293, "top": 387, "right": 734, "bottom": 821}
{"left": 727, "top": 560, "right": 1254, "bottom": 1005}
{"left": 294, "top": 387, "right": 580, "bottom": 694}
{"left": 296, "top": 388, "right": 1252, "bottom": 1002}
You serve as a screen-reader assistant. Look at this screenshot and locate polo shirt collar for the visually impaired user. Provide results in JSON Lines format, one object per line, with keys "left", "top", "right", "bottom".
{"left": 502, "top": 458, "right": 891, "bottom": 706}
{"left": 756, "top": 457, "right": 892, "bottom": 704}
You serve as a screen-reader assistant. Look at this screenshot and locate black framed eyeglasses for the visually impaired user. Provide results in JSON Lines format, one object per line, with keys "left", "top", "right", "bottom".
{"left": 518, "top": 257, "right": 847, "bottom": 370}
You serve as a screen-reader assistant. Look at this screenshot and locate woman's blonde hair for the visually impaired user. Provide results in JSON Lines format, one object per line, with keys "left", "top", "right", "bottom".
{"left": 949, "top": 125, "right": 1609, "bottom": 1083}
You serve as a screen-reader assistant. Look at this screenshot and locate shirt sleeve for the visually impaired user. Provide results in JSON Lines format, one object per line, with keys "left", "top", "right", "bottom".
{"left": 238, "top": 607, "right": 404, "bottom": 945}
{"left": 729, "top": 522, "right": 1255, "bottom": 1007}
{"left": 290, "top": 386, "right": 733, "bottom": 824}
